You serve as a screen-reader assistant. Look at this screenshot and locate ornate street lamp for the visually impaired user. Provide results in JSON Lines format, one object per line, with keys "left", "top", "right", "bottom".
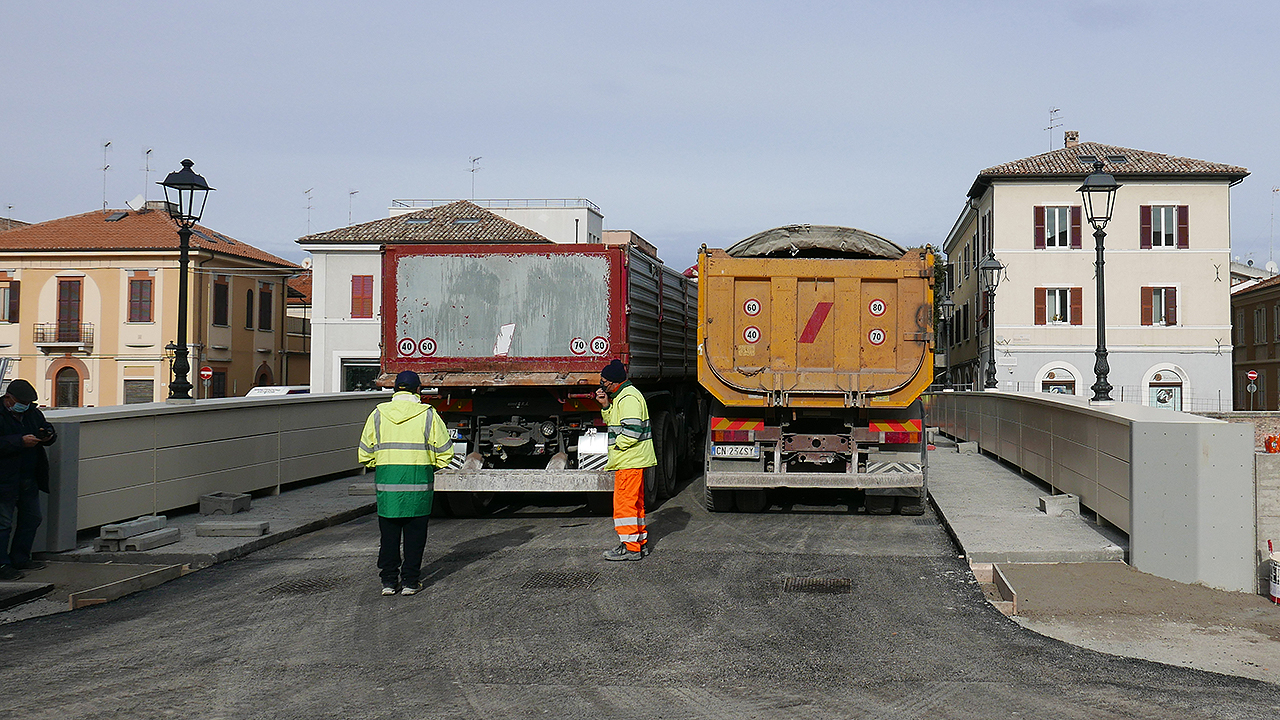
{"left": 158, "top": 159, "right": 213, "bottom": 402}
{"left": 939, "top": 294, "right": 955, "bottom": 388}
{"left": 1077, "top": 160, "right": 1122, "bottom": 404}
{"left": 979, "top": 253, "right": 1005, "bottom": 390}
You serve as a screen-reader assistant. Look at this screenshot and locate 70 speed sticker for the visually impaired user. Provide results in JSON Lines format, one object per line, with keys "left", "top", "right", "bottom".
{"left": 868, "top": 328, "right": 887, "bottom": 346}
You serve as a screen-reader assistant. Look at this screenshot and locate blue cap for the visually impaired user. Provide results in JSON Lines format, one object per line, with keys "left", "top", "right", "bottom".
{"left": 394, "top": 371, "right": 421, "bottom": 391}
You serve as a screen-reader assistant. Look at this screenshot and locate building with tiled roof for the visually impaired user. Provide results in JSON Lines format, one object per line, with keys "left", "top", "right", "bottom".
{"left": 298, "top": 199, "right": 602, "bottom": 392}
{"left": 1230, "top": 271, "right": 1280, "bottom": 410}
{"left": 942, "top": 131, "right": 1247, "bottom": 411}
{"left": 1, "top": 217, "right": 30, "bottom": 231}
{"left": 0, "top": 202, "right": 304, "bottom": 405}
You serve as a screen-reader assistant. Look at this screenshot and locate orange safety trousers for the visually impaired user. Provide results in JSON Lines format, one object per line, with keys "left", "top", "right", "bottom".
{"left": 612, "top": 467, "right": 647, "bottom": 553}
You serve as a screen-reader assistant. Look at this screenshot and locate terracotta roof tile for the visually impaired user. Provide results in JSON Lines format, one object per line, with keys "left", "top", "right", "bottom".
{"left": 1, "top": 217, "right": 30, "bottom": 231}
{"left": 298, "top": 200, "right": 551, "bottom": 245}
{"left": 0, "top": 208, "right": 299, "bottom": 268}
{"left": 287, "top": 270, "right": 312, "bottom": 305}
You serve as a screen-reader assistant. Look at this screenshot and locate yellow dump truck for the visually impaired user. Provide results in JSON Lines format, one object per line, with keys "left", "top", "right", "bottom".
{"left": 697, "top": 225, "right": 934, "bottom": 513}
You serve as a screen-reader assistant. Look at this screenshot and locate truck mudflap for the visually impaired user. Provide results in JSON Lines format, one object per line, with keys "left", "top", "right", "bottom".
{"left": 704, "top": 470, "right": 924, "bottom": 490}
{"left": 435, "top": 469, "right": 613, "bottom": 493}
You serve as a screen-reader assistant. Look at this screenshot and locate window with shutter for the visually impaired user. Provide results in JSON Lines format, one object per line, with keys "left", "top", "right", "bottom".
{"left": 245, "top": 289, "right": 254, "bottom": 329}
{"left": 128, "top": 278, "right": 153, "bottom": 323}
{"left": 1140, "top": 205, "right": 1153, "bottom": 249}
{"left": 1141, "top": 287, "right": 1153, "bottom": 326}
{"left": 1176, "top": 205, "right": 1189, "bottom": 248}
{"left": 1069, "top": 287, "right": 1082, "bottom": 325}
{"left": 351, "top": 275, "right": 374, "bottom": 319}
{"left": 1070, "top": 206, "right": 1082, "bottom": 249}
{"left": 1149, "top": 206, "right": 1179, "bottom": 248}
{"left": 1034, "top": 287, "right": 1046, "bottom": 325}
{"left": 1034, "top": 207, "right": 1045, "bottom": 249}
{"left": 259, "top": 283, "right": 273, "bottom": 331}
{"left": 1255, "top": 307, "right": 1266, "bottom": 344}
{"left": 213, "top": 279, "right": 229, "bottom": 326}
{"left": 0, "top": 281, "right": 15, "bottom": 323}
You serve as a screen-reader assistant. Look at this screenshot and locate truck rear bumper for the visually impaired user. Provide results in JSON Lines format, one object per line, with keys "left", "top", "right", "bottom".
{"left": 435, "top": 469, "right": 613, "bottom": 493}
{"left": 705, "top": 470, "right": 924, "bottom": 490}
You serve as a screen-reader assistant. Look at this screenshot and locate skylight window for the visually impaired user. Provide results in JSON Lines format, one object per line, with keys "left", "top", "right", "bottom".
{"left": 105, "top": 212, "right": 127, "bottom": 222}
{"left": 453, "top": 218, "right": 481, "bottom": 225}
{"left": 405, "top": 218, "right": 431, "bottom": 225}
{"left": 193, "top": 230, "right": 217, "bottom": 243}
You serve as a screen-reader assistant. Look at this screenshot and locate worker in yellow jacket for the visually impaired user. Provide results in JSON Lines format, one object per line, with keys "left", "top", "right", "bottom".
{"left": 358, "top": 371, "right": 454, "bottom": 596}
{"left": 594, "top": 359, "right": 656, "bottom": 561}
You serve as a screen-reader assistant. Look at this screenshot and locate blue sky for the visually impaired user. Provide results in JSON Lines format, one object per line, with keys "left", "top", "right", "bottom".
{"left": 3, "top": 1, "right": 1278, "bottom": 272}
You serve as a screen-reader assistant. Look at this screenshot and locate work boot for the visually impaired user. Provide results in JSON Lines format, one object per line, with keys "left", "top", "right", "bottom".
{"left": 400, "top": 581, "right": 424, "bottom": 596}
{"left": 602, "top": 544, "right": 641, "bottom": 562}
{"left": 640, "top": 544, "right": 651, "bottom": 557}
{"left": 381, "top": 584, "right": 398, "bottom": 597}
{"left": 13, "top": 560, "right": 46, "bottom": 571}
{"left": 0, "top": 565, "right": 24, "bottom": 581}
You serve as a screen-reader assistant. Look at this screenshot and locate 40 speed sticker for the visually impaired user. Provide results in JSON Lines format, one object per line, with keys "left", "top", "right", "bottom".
{"left": 397, "top": 337, "right": 416, "bottom": 356}
{"left": 398, "top": 337, "right": 438, "bottom": 356}
{"left": 742, "top": 325, "right": 761, "bottom": 344}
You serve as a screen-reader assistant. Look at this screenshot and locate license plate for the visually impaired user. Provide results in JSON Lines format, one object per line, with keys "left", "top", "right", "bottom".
{"left": 712, "top": 444, "right": 759, "bottom": 459}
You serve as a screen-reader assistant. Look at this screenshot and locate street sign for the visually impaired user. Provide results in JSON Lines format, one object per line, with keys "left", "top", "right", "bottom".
{"left": 199, "top": 366, "right": 213, "bottom": 381}
{"left": 1248, "top": 383, "right": 1258, "bottom": 393}
{"left": 1248, "top": 369, "right": 1259, "bottom": 381}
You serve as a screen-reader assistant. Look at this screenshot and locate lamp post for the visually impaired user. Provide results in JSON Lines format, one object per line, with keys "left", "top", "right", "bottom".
{"left": 979, "top": 253, "right": 1005, "bottom": 390}
{"left": 939, "top": 295, "right": 955, "bottom": 388}
{"left": 1077, "top": 160, "right": 1122, "bottom": 404}
{"left": 158, "top": 160, "right": 213, "bottom": 402}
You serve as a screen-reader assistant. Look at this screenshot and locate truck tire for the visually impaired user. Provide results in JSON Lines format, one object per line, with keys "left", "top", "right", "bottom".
{"left": 895, "top": 496, "right": 926, "bottom": 516}
{"left": 865, "top": 495, "right": 895, "bottom": 515}
{"left": 643, "top": 466, "right": 658, "bottom": 508}
{"left": 445, "top": 491, "right": 494, "bottom": 518}
{"left": 734, "top": 489, "right": 769, "bottom": 513}
{"left": 653, "top": 411, "right": 678, "bottom": 499}
{"left": 705, "top": 485, "right": 735, "bottom": 512}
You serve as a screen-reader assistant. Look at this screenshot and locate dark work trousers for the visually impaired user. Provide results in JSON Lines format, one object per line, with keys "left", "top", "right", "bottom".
{"left": 0, "top": 476, "right": 42, "bottom": 567}
{"left": 377, "top": 515, "right": 429, "bottom": 587}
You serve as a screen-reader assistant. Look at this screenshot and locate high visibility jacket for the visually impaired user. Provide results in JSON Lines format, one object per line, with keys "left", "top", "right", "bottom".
{"left": 358, "top": 392, "right": 454, "bottom": 518}
{"left": 602, "top": 382, "right": 656, "bottom": 471}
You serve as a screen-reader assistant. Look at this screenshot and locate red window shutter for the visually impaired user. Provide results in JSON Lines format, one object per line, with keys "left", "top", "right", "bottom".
{"left": 1177, "top": 205, "right": 1189, "bottom": 249}
{"left": 8, "top": 280, "right": 18, "bottom": 323}
{"left": 1069, "top": 287, "right": 1082, "bottom": 325}
{"left": 1070, "top": 206, "right": 1082, "bottom": 249}
{"left": 1035, "top": 288, "right": 1046, "bottom": 325}
{"left": 1140, "top": 287, "right": 1152, "bottom": 325}
{"left": 1034, "top": 206, "right": 1045, "bottom": 249}
{"left": 1140, "top": 206, "right": 1152, "bottom": 249}
{"left": 1166, "top": 287, "right": 1177, "bottom": 325}
{"left": 352, "top": 275, "right": 374, "bottom": 319}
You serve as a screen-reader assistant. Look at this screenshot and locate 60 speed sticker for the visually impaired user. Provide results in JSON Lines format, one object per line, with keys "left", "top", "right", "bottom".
{"left": 743, "top": 298, "right": 761, "bottom": 316}
{"left": 743, "top": 325, "right": 761, "bottom": 344}
{"left": 418, "top": 338, "right": 437, "bottom": 356}
{"left": 398, "top": 337, "right": 438, "bottom": 356}
{"left": 868, "top": 328, "right": 887, "bottom": 346}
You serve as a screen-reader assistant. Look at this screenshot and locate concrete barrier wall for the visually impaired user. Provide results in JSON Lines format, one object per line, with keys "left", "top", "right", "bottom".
{"left": 925, "top": 391, "right": 1256, "bottom": 594}
{"left": 1251, "top": 453, "right": 1280, "bottom": 595}
{"left": 36, "top": 393, "right": 385, "bottom": 552}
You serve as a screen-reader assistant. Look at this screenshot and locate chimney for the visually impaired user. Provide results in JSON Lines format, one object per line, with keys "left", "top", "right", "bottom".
{"left": 1064, "top": 130, "right": 1079, "bottom": 148}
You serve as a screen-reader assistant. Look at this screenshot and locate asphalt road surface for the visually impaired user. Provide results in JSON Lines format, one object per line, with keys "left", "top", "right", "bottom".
{"left": 3, "top": 480, "right": 1278, "bottom": 719}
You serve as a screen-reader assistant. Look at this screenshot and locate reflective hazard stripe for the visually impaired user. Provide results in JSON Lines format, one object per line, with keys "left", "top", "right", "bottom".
{"left": 617, "top": 533, "right": 644, "bottom": 542}
{"left": 359, "top": 442, "right": 374, "bottom": 454}
{"left": 613, "top": 517, "right": 647, "bottom": 527}
{"left": 377, "top": 442, "right": 427, "bottom": 451}
{"left": 376, "top": 483, "right": 434, "bottom": 492}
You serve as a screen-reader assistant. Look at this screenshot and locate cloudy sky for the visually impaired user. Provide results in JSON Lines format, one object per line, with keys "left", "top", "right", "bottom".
{"left": 2, "top": 1, "right": 1278, "bottom": 272}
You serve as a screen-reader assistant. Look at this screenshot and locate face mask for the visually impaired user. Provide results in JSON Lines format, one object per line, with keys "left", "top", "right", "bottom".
{"left": 10, "top": 402, "right": 28, "bottom": 413}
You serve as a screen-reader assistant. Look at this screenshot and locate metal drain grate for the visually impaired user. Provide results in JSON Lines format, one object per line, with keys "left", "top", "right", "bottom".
{"left": 914, "top": 518, "right": 934, "bottom": 526}
{"left": 784, "top": 577, "right": 853, "bottom": 594}
{"left": 263, "top": 575, "right": 349, "bottom": 595}
{"left": 521, "top": 571, "right": 600, "bottom": 590}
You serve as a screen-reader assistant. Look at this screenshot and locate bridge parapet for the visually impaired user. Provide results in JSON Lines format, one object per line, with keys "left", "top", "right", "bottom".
{"left": 37, "top": 393, "right": 384, "bottom": 553}
{"left": 925, "top": 391, "right": 1256, "bottom": 594}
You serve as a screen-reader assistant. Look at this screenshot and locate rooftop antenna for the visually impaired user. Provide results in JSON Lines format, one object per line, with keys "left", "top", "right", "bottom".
{"left": 348, "top": 189, "right": 359, "bottom": 226}
{"left": 304, "top": 187, "right": 314, "bottom": 234}
{"left": 5, "top": 205, "right": 12, "bottom": 231}
{"left": 1044, "top": 108, "right": 1062, "bottom": 150}
{"left": 468, "top": 156, "right": 482, "bottom": 199}
{"left": 101, "top": 140, "right": 112, "bottom": 212}
{"left": 1271, "top": 187, "right": 1279, "bottom": 265}
{"left": 142, "top": 148, "right": 153, "bottom": 201}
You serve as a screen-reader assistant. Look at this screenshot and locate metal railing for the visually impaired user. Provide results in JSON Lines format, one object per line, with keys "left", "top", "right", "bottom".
{"left": 391, "top": 198, "right": 602, "bottom": 212}
{"left": 33, "top": 322, "right": 94, "bottom": 348}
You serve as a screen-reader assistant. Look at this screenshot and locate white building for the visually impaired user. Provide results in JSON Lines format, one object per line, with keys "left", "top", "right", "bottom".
{"left": 943, "top": 132, "right": 1248, "bottom": 411}
{"left": 299, "top": 199, "right": 601, "bottom": 392}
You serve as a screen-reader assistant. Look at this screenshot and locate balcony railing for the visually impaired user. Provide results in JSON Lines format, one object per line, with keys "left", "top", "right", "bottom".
{"left": 34, "top": 322, "right": 94, "bottom": 352}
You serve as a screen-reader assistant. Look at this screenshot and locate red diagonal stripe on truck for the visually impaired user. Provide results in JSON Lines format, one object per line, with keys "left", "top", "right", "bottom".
{"left": 798, "top": 302, "right": 834, "bottom": 344}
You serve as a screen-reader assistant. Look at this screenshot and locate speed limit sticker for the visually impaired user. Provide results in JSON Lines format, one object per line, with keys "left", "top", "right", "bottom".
{"left": 570, "top": 337, "right": 587, "bottom": 355}
{"left": 868, "top": 299, "right": 887, "bottom": 316}
{"left": 398, "top": 337, "right": 416, "bottom": 356}
{"left": 743, "top": 298, "right": 761, "bottom": 316}
{"left": 743, "top": 325, "right": 761, "bottom": 344}
{"left": 868, "top": 328, "right": 887, "bottom": 346}
{"left": 418, "top": 338, "right": 437, "bottom": 356}
{"left": 590, "top": 336, "right": 609, "bottom": 355}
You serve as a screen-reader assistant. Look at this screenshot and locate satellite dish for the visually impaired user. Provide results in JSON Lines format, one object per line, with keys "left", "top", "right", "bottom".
{"left": 126, "top": 194, "right": 145, "bottom": 211}
{"left": 300, "top": 257, "right": 313, "bottom": 270}
{"left": 1266, "top": 261, "right": 1278, "bottom": 275}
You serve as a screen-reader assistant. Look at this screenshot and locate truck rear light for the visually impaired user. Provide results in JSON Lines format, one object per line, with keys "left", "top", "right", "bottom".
{"left": 884, "top": 431, "right": 920, "bottom": 445}
{"left": 712, "top": 429, "right": 754, "bottom": 442}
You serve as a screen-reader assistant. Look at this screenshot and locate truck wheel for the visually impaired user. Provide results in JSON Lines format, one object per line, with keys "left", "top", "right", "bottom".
{"left": 653, "top": 411, "right": 678, "bottom": 499}
{"left": 586, "top": 492, "right": 613, "bottom": 516}
{"left": 445, "top": 492, "right": 493, "bottom": 518}
{"left": 705, "top": 485, "right": 735, "bottom": 512}
{"left": 895, "top": 496, "right": 926, "bottom": 516}
{"left": 865, "top": 495, "right": 894, "bottom": 515}
{"left": 734, "top": 489, "right": 769, "bottom": 513}
{"left": 643, "top": 466, "right": 658, "bottom": 508}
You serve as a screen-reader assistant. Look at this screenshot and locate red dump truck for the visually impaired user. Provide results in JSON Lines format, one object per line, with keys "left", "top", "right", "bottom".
{"left": 381, "top": 242, "right": 704, "bottom": 514}
{"left": 697, "top": 225, "right": 935, "bottom": 514}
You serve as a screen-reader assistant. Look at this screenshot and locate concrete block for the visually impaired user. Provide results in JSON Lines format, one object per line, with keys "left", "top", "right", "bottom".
{"left": 93, "top": 538, "right": 121, "bottom": 552}
{"left": 195, "top": 521, "right": 270, "bottom": 537}
{"left": 349, "top": 482, "right": 376, "bottom": 496}
{"left": 122, "top": 527, "right": 181, "bottom": 551}
{"left": 200, "top": 491, "right": 251, "bottom": 516}
{"left": 957, "top": 441, "right": 978, "bottom": 455}
{"left": 100, "top": 515, "right": 167, "bottom": 540}
{"left": 1039, "top": 493, "right": 1080, "bottom": 518}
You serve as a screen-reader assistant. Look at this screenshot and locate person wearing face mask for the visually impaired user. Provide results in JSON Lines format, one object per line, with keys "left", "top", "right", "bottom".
{"left": 0, "top": 379, "right": 56, "bottom": 581}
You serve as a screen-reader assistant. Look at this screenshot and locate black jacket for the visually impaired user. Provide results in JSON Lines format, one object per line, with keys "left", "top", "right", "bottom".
{"left": 0, "top": 405, "right": 56, "bottom": 497}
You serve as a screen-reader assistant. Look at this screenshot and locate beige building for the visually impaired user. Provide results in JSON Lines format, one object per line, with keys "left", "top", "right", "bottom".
{"left": 943, "top": 132, "right": 1247, "bottom": 411}
{"left": 0, "top": 203, "right": 301, "bottom": 406}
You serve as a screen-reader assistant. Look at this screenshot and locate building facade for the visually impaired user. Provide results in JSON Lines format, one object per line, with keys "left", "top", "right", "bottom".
{"left": 942, "top": 132, "right": 1247, "bottom": 411}
{"left": 1230, "top": 274, "right": 1280, "bottom": 410}
{"left": 0, "top": 204, "right": 301, "bottom": 405}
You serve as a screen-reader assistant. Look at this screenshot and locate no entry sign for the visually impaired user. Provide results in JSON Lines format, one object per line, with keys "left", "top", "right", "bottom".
{"left": 199, "top": 366, "right": 213, "bottom": 381}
